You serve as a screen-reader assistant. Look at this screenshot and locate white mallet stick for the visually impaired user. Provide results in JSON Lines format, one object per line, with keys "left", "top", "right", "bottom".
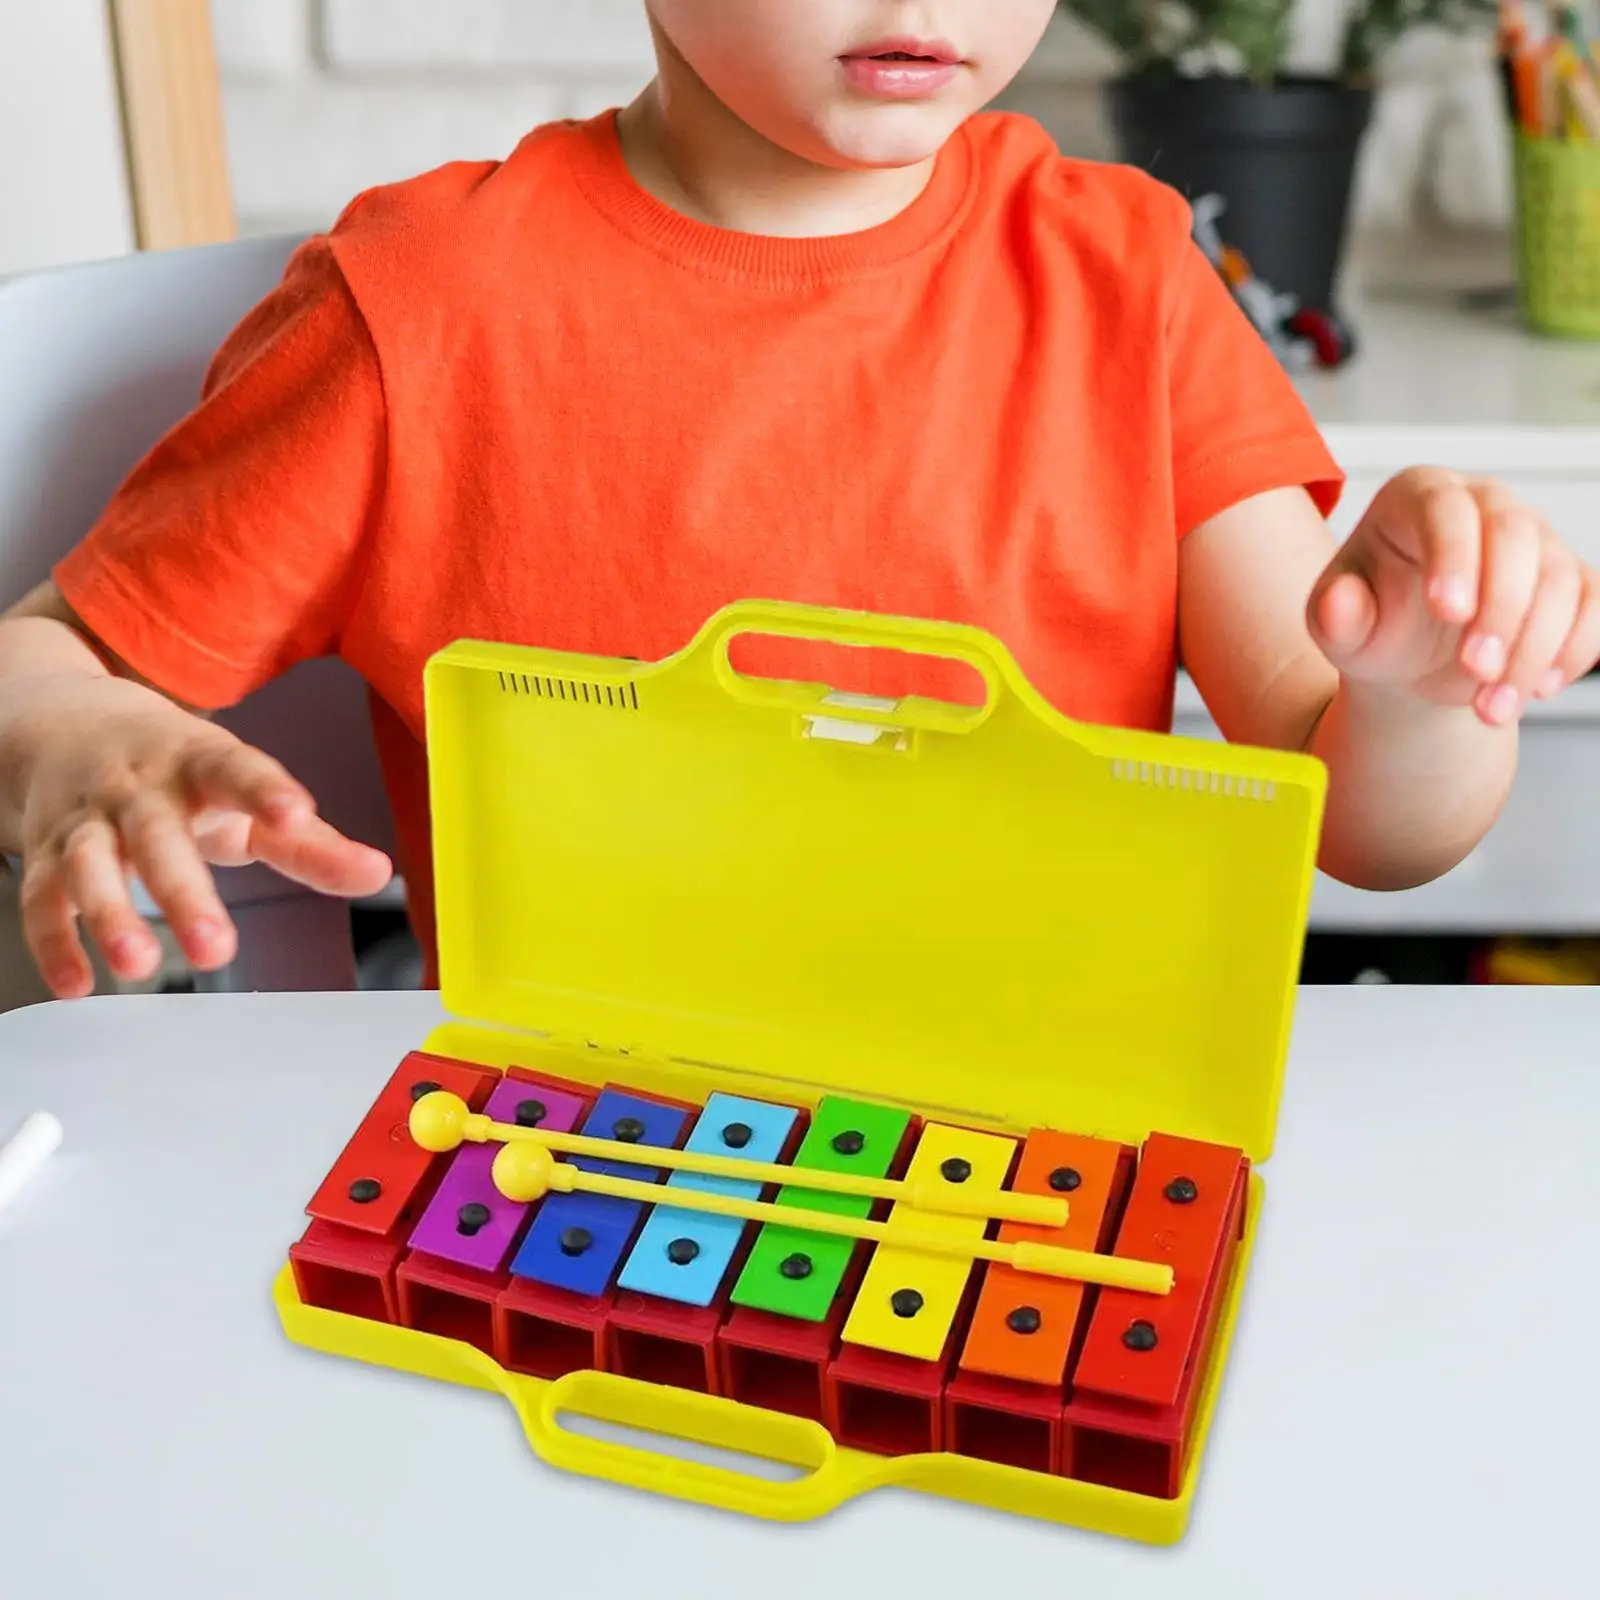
{"left": 0, "top": 1112, "right": 63, "bottom": 1215}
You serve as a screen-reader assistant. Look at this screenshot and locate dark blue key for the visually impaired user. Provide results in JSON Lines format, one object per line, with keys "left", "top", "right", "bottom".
{"left": 507, "top": 1089, "right": 690, "bottom": 1294}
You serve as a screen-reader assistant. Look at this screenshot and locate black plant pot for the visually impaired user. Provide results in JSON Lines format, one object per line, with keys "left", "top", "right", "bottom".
{"left": 1107, "top": 74, "right": 1373, "bottom": 315}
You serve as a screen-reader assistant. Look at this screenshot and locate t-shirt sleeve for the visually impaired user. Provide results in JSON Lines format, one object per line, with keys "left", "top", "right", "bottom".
{"left": 52, "top": 234, "right": 386, "bottom": 710}
{"left": 1160, "top": 205, "right": 1345, "bottom": 538}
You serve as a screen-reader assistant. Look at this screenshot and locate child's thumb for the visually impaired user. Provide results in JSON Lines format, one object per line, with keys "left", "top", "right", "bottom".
{"left": 1306, "top": 568, "right": 1379, "bottom": 672}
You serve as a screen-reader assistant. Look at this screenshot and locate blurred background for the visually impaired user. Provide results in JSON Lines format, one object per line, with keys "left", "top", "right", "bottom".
{"left": 4, "top": 1, "right": 1600, "bottom": 1004}
{"left": 205, "top": 4, "right": 1508, "bottom": 246}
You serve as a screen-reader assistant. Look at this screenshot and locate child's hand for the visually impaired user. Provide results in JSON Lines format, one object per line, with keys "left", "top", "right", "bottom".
{"left": 15, "top": 678, "right": 391, "bottom": 998}
{"left": 1305, "top": 467, "right": 1600, "bottom": 726}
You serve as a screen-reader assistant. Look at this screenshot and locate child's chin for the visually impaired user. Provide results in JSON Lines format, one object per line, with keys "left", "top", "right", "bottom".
{"left": 807, "top": 105, "right": 965, "bottom": 171}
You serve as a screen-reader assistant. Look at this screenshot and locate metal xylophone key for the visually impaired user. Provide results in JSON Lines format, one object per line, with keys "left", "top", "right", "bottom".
{"left": 407, "top": 1077, "right": 592, "bottom": 1274}
{"left": 721, "top": 1093, "right": 917, "bottom": 1420}
{"left": 290, "top": 1052, "right": 502, "bottom": 1324}
{"left": 608, "top": 1091, "right": 805, "bottom": 1391}
{"left": 729, "top": 1095, "right": 915, "bottom": 1319}
{"left": 826, "top": 1120, "right": 1019, "bottom": 1456}
{"left": 1063, "top": 1132, "right": 1250, "bottom": 1500}
{"left": 309, "top": 1054, "right": 501, "bottom": 1238}
{"left": 943, "top": 1128, "right": 1137, "bottom": 1475}
{"left": 958, "top": 1130, "right": 1136, "bottom": 1385}
{"left": 493, "top": 1086, "right": 696, "bottom": 1380}
{"left": 615, "top": 1091, "right": 801, "bottom": 1307}
{"left": 393, "top": 1076, "right": 597, "bottom": 1356}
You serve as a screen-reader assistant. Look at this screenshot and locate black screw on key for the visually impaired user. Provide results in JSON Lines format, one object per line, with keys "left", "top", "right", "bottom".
{"left": 559, "top": 1227, "right": 593, "bottom": 1257}
{"left": 667, "top": 1237, "right": 701, "bottom": 1266}
{"left": 1165, "top": 1177, "right": 1199, "bottom": 1205}
{"left": 940, "top": 1157, "right": 972, "bottom": 1184}
{"left": 408, "top": 1080, "right": 441, "bottom": 1103}
{"left": 721, "top": 1122, "right": 753, "bottom": 1150}
{"left": 890, "top": 1288, "right": 924, "bottom": 1318}
{"left": 514, "top": 1099, "right": 547, "bottom": 1128}
{"left": 831, "top": 1130, "right": 865, "bottom": 1157}
{"left": 780, "top": 1253, "right": 813, "bottom": 1281}
{"left": 612, "top": 1117, "right": 646, "bottom": 1143}
{"left": 1123, "top": 1320, "right": 1159, "bottom": 1352}
{"left": 1048, "top": 1167, "right": 1082, "bottom": 1193}
{"left": 457, "top": 1202, "right": 492, "bottom": 1237}
{"left": 348, "top": 1178, "right": 382, "bottom": 1204}
{"left": 1007, "top": 1306, "right": 1043, "bottom": 1336}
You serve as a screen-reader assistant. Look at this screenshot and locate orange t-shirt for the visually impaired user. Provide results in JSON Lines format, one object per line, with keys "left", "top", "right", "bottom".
{"left": 54, "top": 109, "right": 1342, "bottom": 982}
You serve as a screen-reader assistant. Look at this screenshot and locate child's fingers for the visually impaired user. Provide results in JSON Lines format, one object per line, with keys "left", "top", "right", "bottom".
{"left": 1502, "top": 549, "right": 1582, "bottom": 695}
{"left": 115, "top": 793, "right": 238, "bottom": 972}
{"left": 182, "top": 735, "right": 390, "bottom": 896}
{"left": 250, "top": 811, "right": 394, "bottom": 898}
{"left": 53, "top": 818, "right": 164, "bottom": 984}
{"left": 1458, "top": 498, "right": 1544, "bottom": 685}
{"left": 1399, "top": 473, "right": 1484, "bottom": 624}
{"left": 182, "top": 740, "right": 315, "bottom": 827}
{"left": 1539, "top": 564, "right": 1600, "bottom": 696}
{"left": 17, "top": 865, "right": 95, "bottom": 1000}
{"left": 1478, "top": 550, "right": 1581, "bottom": 723}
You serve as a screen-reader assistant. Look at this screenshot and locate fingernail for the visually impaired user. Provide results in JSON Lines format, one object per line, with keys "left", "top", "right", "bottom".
{"left": 189, "top": 917, "right": 224, "bottom": 949}
{"left": 1483, "top": 684, "right": 1521, "bottom": 724}
{"left": 1431, "top": 576, "right": 1472, "bottom": 617}
{"left": 1464, "top": 633, "right": 1505, "bottom": 677}
{"left": 107, "top": 934, "right": 147, "bottom": 967}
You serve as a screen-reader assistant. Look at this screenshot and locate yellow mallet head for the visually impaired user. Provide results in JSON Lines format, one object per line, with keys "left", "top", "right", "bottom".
{"left": 492, "top": 1141, "right": 562, "bottom": 1203}
{"left": 408, "top": 1089, "right": 475, "bottom": 1153}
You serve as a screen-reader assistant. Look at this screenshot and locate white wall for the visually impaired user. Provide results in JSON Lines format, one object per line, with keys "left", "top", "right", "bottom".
{"left": 211, "top": 2, "right": 1513, "bottom": 242}
{"left": 0, "top": 0, "right": 135, "bottom": 276}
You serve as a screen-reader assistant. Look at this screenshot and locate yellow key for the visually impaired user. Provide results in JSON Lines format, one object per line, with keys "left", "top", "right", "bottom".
{"left": 842, "top": 1123, "right": 1017, "bottom": 1363}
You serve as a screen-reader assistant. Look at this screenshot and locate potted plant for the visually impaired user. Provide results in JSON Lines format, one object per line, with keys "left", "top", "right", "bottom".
{"left": 1061, "top": 0, "right": 1500, "bottom": 316}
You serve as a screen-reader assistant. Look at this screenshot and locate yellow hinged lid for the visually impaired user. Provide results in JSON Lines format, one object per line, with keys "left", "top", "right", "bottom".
{"left": 423, "top": 602, "right": 1325, "bottom": 1164}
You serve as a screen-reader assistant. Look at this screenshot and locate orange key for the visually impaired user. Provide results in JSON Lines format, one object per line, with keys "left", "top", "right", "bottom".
{"left": 1069, "top": 1133, "right": 1247, "bottom": 1410}
{"left": 958, "top": 1131, "right": 1134, "bottom": 1387}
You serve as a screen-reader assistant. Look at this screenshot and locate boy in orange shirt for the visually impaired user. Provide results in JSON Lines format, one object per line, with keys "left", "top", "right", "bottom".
{"left": 1, "top": 1, "right": 1596, "bottom": 1000}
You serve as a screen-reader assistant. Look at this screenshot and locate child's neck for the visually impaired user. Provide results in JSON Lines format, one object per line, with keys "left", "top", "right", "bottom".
{"left": 615, "top": 55, "right": 936, "bottom": 239}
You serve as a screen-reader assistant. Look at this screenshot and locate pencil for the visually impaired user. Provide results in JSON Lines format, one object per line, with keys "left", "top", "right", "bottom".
{"left": 1498, "top": 0, "right": 1528, "bottom": 123}
{"left": 1512, "top": 49, "right": 1542, "bottom": 133}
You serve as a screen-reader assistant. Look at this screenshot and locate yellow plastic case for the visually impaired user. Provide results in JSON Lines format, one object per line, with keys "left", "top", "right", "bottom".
{"left": 274, "top": 599, "right": 1325, "bottom": 1543}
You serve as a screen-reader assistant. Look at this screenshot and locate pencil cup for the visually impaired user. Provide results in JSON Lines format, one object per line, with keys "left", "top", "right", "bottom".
{"left": 1514, "top": 132, "right": 1600, "bottom": 338}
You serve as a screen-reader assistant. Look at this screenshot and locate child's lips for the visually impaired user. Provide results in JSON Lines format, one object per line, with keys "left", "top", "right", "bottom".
{"left": 839, "top": 39, "right": 964, "bottom": 98}
{"left": 845, "top": 37, "right": 962, "bottom": 66}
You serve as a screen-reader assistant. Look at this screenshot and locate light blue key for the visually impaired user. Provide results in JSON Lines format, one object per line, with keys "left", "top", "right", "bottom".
{"left": 615, "top": 1093, "right": 799, "bottom": 1307}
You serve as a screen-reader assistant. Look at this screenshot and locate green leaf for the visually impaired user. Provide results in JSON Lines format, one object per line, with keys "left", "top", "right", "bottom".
{"left": 1054, "top": 0, "right": 1501, "bottom": 84}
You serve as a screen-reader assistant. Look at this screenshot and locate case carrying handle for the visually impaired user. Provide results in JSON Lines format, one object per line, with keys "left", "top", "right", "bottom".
{"left": 696, "top": 600, "right": 1010, "bottom": 736}
{"left": 522, "top": 1368, "right": 868, "bottom": 1523}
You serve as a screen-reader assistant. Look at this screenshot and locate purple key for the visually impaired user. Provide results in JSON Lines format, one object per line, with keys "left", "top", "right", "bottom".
{"left": 407, "top": 1079, "right": 589, "bottom": 1272}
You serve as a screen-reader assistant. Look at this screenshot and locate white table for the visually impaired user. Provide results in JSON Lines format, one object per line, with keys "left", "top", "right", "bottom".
{"left": 2, "top": 987, "right": 1595, "bottom": 1600}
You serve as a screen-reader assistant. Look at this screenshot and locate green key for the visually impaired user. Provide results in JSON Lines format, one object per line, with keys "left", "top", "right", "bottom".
{"left": 729, "top": 1095, "right": 911, "bottom": 1321}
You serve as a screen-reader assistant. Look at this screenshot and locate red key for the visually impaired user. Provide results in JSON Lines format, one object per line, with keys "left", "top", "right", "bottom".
{"left": 1070, "top": 1132, "right": 1246, "bottom": 1409}
{"left": 305, "top": 1051, "right": 500, "bottom": 1236}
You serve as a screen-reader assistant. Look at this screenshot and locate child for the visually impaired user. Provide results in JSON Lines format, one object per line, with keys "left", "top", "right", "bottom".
{"left": 1, "top": 1, "right": 1595, "bottom": 1001}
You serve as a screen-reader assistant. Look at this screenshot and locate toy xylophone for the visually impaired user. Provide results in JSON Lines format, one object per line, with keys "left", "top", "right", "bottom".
{"left": 284, "top": 1047, "right": 1250, "bottom": 1504}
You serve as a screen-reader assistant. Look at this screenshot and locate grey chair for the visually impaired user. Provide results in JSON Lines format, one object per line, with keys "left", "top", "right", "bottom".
{"left": 0, "top": 235, "right": 401, "bottom": 994}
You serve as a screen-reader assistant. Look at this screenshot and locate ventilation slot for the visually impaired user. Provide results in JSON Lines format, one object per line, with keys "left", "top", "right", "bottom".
{"left": 498, "top": 671, "right": 639, "bottom": 710}
{"left": 1109, "top": 759, "right": 1274, "bottom": 802}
